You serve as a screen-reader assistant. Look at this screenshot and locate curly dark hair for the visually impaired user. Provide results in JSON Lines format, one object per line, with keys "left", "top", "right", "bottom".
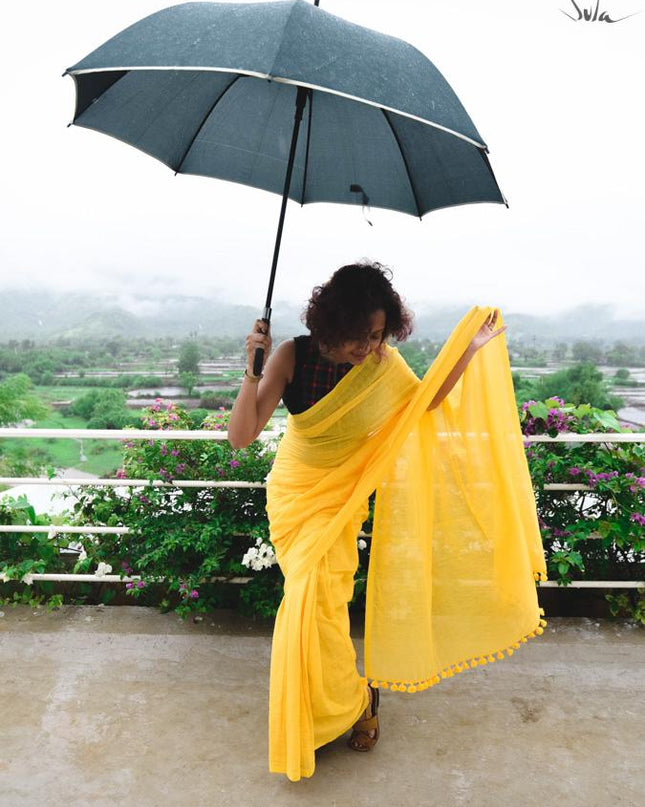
{"left": 303, "top": 261, "right": 413, "bottom": 349}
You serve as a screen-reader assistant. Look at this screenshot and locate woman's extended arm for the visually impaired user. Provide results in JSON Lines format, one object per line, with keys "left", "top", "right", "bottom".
{"left": 227, "top": 321, "right": 295, "bottom": 449}
{"left": 428, "top": 309, "right": 506, "bottom": 411}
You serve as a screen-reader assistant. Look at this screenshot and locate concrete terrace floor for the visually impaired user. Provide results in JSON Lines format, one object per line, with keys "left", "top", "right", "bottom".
{"left": 1, "top": 606, "right": 644, "bottom": 807}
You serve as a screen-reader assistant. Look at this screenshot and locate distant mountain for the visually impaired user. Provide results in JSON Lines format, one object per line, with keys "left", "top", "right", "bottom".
{"left": 1, "top": 290, "right": 643, "bottom": 344}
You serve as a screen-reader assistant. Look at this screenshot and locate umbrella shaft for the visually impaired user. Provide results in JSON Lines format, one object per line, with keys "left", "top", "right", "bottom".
{"left": 253, "top": 85, "right": 308, "bottom": 377}
{"left": 263, "top": 85, "right": 308, "bottom": 317}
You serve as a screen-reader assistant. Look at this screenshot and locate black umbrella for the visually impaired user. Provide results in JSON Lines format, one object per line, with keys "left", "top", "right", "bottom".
{"left": 65, "top": 0, "right": 506, "bottom": 371}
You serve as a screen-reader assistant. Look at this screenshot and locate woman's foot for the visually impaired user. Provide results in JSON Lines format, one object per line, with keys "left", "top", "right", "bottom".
{"left": 348, "top": 684, "right": 380, "bottom": 751}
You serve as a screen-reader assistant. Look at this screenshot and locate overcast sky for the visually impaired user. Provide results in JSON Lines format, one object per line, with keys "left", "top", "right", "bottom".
{"left": 1, "top": 0, "right": 643, "bottom": 318}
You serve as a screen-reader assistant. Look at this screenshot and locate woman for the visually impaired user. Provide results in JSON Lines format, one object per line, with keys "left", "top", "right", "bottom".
{"left": 228, "top": 262, "right": 547, "bottom": 782}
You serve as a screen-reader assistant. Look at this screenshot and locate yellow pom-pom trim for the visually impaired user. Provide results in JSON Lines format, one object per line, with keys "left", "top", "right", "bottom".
{"left": 364, "top": 612, "right": 548, "bottom": 694}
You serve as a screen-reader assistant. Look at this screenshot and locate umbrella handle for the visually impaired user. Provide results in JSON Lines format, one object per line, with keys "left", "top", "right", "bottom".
{"left": 252, "top": 347, "right": 265, "bottom": 377}
{"left": 252, "top": 313, "right": 271, "bottom": 376}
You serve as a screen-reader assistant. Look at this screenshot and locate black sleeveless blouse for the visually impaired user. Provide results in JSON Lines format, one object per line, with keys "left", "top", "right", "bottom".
{"left": 282, "top": 335, "right": 353, "bottom": 415}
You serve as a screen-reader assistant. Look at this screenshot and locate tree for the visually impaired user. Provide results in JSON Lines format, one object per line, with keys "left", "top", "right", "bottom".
{"left": 571, "top": 341, "right": 604, "bottom": 364}
{"left": 178, "top": 341, "right": 200, "bottom": 376}
{"left": 552, "top": 342, "right": 568, "bottom": 362}
{"left": 179, "top": 372, "right": 198, "bottom": 397}
{"left": 532, "top": 363, "right": 622, "bottom": 410}
{"left": 71, "top": 388, "right": 135, "bottom": 429}
{"left": 0, "top": 373, "right": 48, "bottom": 426}
{"left": 605, "top": 341, "right": 639, "bottom": 367}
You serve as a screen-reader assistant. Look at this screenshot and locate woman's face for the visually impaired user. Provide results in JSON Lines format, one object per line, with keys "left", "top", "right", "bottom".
{"left": 326, "top": 309, "right": 387, "bottom": 365}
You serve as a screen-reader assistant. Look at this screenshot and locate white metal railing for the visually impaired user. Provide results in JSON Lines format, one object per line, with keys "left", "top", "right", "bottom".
{"left": 1, "top": 428, "right": 644, "bottom": 590}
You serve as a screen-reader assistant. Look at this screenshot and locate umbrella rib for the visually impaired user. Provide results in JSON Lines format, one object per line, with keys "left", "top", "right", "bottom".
{"left": 174, "top": 74, "right": 241, "bottom": 175}
{"left": 300, "top": 89, "right": 313, "bottom": 206}
{"left": 477, "top": 149, "right": 509, "bottom": 208}
{"left": 381, "top": 110, "right": 422, "bottom": 220}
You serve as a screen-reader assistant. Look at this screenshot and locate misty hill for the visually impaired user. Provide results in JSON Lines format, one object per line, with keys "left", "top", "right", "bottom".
{"left": 1, "top": 290, "right": 643, "bottom": 344}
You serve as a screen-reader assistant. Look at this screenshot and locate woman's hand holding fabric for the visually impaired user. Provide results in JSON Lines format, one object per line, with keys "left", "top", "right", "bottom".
{"left": 468, "top": 308, "right": 506, "bottom": 353}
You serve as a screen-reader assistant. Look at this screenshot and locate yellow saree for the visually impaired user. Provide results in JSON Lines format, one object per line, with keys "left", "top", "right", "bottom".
{"left": 266, "top": 306, "right": 547, "bottom": 782}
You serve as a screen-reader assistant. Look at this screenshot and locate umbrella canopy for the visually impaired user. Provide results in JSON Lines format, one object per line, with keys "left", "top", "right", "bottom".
{"left": 65, "top": 0, "right": 506, "bottom": 218}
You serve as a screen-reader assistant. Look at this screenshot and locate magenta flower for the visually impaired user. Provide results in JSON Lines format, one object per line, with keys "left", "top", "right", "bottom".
{"left": 137, "top": 580, "right": 146, "bottom": 589}
{"left": 190, "top": 589, "right": 199, "bottom": 599}
{"left": 630, "top": 513, "right": 645, "bottom": 526}
{"left": 230, "top": 460, "right": 241, "bottom": 469}
{"left": 115, "top": 468, "right": 126, "bottom": 479}
{"left": 171, "top": 449, "right": 180, "bottom": 456}
{"left": 569, "top": 467, "right": 581, "bottom": 476}
{"left": 125, "top": 582, "right": 134, "bottom": 590}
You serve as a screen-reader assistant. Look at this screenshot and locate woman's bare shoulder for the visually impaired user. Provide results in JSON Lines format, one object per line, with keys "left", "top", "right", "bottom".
{"left": 269, "top": 337, "right": 296, "bottom": 385}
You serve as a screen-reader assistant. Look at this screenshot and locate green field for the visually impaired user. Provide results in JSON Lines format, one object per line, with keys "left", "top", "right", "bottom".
{"left": 2, "top": 409, "right": 129, "bottom": 477}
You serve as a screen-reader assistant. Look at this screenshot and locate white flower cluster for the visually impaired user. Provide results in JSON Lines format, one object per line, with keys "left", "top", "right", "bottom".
{"left": 94, "top": 562, "right": 113, "bottom": 577}
{"left": 357, "top": 539, "right": 367, "bottom": 550}
{"left": 241, "top": 537, "right": 277, "bottom": 571}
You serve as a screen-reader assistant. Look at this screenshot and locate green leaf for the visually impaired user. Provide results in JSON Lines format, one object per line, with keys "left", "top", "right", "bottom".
{"left": 590, "top": 410, "right": 620, "bottom": 431}
{"left": 528, "top": 402, "right": 550, "bottom": 420}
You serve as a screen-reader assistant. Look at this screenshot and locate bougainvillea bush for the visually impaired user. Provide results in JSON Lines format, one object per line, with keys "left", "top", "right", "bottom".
{"left": 521, "top": 397, "right": 645, "bottom": 622}
{"left": 2, "top": 396, "right": 644, "bottom": 623}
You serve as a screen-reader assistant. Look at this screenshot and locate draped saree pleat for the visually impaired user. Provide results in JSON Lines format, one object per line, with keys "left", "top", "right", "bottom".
{"left": 267, "top": 306, "right": 548, "bottom": 781}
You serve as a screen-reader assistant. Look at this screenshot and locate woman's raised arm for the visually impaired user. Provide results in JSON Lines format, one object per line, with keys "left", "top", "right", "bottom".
{"left": 227, "top": 321, "right": 295, "bottom": 448}
{"left": 428, "top": 309, "right": 507, "bottom": 411}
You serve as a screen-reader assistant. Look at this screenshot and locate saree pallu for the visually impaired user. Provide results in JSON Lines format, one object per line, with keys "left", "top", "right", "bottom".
{"left": 266, "top": 307, "right": 548, "bottom": 781}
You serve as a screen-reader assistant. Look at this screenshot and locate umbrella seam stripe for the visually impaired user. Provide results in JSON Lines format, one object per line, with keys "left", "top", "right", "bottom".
{"left": 273, "top": 78, "right": 486, "bottom": 149}
{"left": 65, "top": 67, "right": 488, "bottom": 150}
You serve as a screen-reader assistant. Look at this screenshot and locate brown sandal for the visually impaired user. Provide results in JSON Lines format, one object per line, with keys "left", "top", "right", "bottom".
{"left": 348, "top": 684, "right": 380, "bottom": 751}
